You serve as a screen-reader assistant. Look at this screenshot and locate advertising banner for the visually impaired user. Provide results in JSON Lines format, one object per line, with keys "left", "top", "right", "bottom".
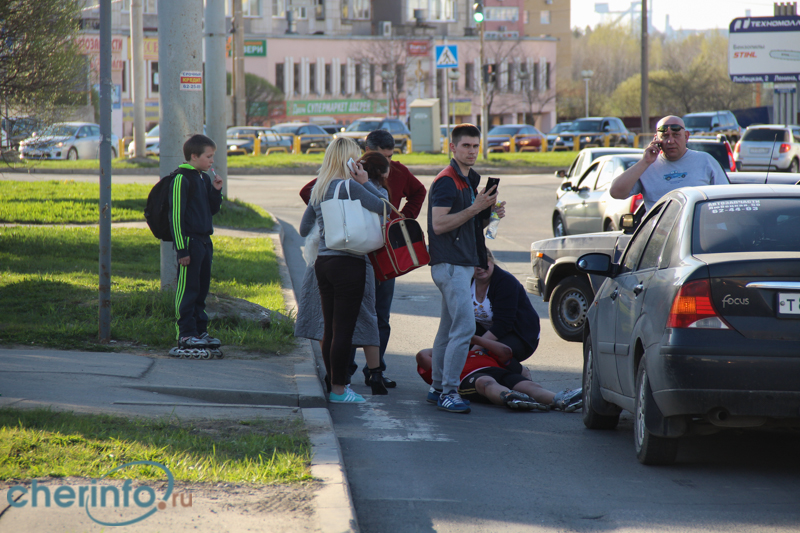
{"left": 288, "top": 99, "right": 389, "bottom": 116}
{"left": 729, "top": 16, "right": 800, "bottom": 83}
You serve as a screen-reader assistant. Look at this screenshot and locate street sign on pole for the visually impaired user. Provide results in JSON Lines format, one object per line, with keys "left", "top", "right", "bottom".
{"left": 435, "top": 45, "right": 458, "bottom": 69}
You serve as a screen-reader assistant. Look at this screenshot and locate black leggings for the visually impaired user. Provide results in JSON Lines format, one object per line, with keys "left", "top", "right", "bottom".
{"left": 315, "top": 255, "right": 366, "bottom": 387}
{"left": 475, "top": 323, "right": 538, "bottom": 362}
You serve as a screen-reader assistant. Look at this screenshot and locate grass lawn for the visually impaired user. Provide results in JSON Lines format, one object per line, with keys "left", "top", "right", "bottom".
{"left": 0, "top": 225, "right": 293, "bottom": 352}
{"left": 0, "top": 407, "right": 311, "bottom": 483}
{"left": 0, "top": 180, "right": 275, "bottom": 228}
{"left": 6, "top": 150, "right": 577, "bottom": 171}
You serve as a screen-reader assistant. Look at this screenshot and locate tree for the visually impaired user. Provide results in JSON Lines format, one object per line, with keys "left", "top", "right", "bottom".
{"left": 226, "top": 73, "right": 284, "bottom": 124}
{"left": 350, "top": 39, "right": 412, "bottom": 118}
{"left": 481, "top": 37, "right": 524, "bottom": 125}
{"left": 0, "top": 0, "right": 86, "bottom": 126}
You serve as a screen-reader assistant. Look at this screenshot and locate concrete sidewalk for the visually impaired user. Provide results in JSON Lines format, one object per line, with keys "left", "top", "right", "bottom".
{"left": 0, "top": 223, "right": 357, "bottom": 532}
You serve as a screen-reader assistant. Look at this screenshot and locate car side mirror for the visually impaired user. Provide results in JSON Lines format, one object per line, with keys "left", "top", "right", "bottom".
{"left": 576, "top": 253, "right": 616, "bottom": 277}
{"left": 555, "top": 169, "right": 567, "bottom": 178}
{"left": 560, "top": 181, "right": 573, "bottom": 191}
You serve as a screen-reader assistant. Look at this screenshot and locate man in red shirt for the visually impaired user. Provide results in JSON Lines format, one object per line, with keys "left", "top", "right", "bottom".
{"left": 299, "top": 129, "right": 427, "bottom": 388}
{"left": 416, "top": 336, "right": 582, "bottom": 412}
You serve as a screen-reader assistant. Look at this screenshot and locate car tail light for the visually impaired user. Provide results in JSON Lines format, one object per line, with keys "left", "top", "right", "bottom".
{"left": 733, "top": 141, "right": 740, "bottom": 154}
{"left": 726, "top": 144, "right": 735, "bottom": 172}
{"left": 779, "top": 143, "right": 791, "bottom": 153}
{"left": 629, "top": 193, "right": 643, "bottom": 213}
{"left": 667, "top": 279, "right": 730, "bottom": 329}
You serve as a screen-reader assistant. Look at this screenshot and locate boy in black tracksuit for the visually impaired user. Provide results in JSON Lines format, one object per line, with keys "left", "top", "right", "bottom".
{"left": 168, "top": 134, "right": 223, "bottom": 348}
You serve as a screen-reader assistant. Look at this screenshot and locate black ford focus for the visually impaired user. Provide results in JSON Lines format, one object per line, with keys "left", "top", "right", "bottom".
{"left": 577, "top": 185, "right": 800, "bottom": 465}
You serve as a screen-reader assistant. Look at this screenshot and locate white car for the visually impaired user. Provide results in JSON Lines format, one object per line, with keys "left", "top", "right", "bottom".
{"left": 126, "top": 124, "right": 160, "bottom": 157}
{"left": 734, "top": 124, "right": 800, "bottom": 173}
{"left": 19, "top": 122, "right": 119, "bottom": 160}
{"left": 553, "top": 154, "right": 644, "bottom": 236}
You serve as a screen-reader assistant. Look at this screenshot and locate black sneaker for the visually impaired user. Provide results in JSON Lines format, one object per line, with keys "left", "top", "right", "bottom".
{"left": 179, "top": 336, "right": 209, "bottom": 349}
{"left": 500, "top": 390, "right": 550, "bottom": 411}
{"left": 552, "top": 388, "right": 583, "bottom": 412}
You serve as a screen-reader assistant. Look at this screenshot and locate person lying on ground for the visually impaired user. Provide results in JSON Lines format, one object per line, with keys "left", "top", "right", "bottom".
{"left": 415, "top": 335, "right": 583, "bottom": 412}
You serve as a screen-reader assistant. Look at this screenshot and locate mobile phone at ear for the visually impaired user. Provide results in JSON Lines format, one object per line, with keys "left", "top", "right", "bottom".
{"left": 347, "top": 158, "right": 356, "bottom": 174}
{"left": 485, "top": 177, "right": 500, "bottom": 194}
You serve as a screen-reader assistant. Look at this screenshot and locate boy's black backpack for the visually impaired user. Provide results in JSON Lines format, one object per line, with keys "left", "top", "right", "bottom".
{"left": 144, "top": 170, "right": 193, "bottom": 242}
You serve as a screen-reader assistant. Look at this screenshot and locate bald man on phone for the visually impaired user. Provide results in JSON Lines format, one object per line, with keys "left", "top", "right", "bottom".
{"left": 610, "top": 115, "right": 728, "bottom": 211}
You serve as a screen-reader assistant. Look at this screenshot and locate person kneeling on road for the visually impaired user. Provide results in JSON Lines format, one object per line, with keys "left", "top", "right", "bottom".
{"left": 416, "top": 335, "right": 582, "bottom": 413}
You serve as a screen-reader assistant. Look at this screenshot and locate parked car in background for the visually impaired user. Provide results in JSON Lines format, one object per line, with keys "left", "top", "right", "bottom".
{"left": 546, "top": 122, "right": 573, "bottom": 151}
{"left": 126, "top": 124, "right": 160, "bottom": 157}
{"left": 271, "top": 122, "right": 332, "bottom": 153}
{"left": 734, "top": 124, "right": 800, "bottom": 173}
{"left": 682, "top": 110, "right": 741, "bottom": 143}
{"left": 554, "top": 147, "right": 643, "bottom": 186}
{"left": 226, "top": 126, "right": 292, "bottom": 155}
{"left": 578, "top": 185, "right": 800, "bottom": 465}
{"left": 2, "top": 117, "right": 40, "bottom": 150}
{"left": 334, "top": 117, "right": 411, "bottom": 152}
{"left": 486, "top": 124, "right": 544, "bottom": 152}
{"left": 321, "top": 124, "right": 344, "bottom": 135}
{"left": 686, "top": 137, "right": 736, "bottom": 173}
{"left": 553, "top": 154, "right": 644, "bottom": 237}
{"left": 552, "top": 117, "right": 635, "bottom": 151}
{"left": 19, "top": 122, "right": 119, "bottom": 160}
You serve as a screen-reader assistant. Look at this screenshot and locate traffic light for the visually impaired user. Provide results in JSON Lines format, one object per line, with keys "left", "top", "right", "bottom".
{"left": 473, "top": 1, "right": 484, "bottom": 23}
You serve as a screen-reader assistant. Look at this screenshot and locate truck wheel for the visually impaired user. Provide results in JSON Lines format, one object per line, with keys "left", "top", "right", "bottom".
{"left": 635, "top": 361, "right": 679, "bottom": 465}
{"left": 549, "top": 275, "right": 592, "bottom": 342}
{"left": 583, "top": 332, "right": 621, "bottom": 430}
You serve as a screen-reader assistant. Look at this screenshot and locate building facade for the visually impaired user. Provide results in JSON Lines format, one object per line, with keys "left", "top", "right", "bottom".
{"left": 78, "top": 0, "right": 557, "bottom": 137}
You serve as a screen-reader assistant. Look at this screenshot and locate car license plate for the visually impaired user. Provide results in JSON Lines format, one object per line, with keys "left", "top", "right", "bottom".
{"left": 751, "top": 148, "right": 769, "bottom": 154}
{"left": 777, "top": 293, "right": 800, "bottom": 316}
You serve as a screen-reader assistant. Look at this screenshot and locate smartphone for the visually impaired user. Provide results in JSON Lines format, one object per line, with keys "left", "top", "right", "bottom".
{"left": 485, "top": 177, "right": 500, "bottom": 195}
{"left": 347, "top": 157, "right": 357, "bottom": 174}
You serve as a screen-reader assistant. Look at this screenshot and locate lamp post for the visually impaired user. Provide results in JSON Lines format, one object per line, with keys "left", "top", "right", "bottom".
{"left": 445, "top": 68, "right": 460, "bottom": 158}
{"left": 581, "top": 70, "right": 594, "bottom": 117}
{"left": 381, "top": 70, "right": 394, "bottom": 117}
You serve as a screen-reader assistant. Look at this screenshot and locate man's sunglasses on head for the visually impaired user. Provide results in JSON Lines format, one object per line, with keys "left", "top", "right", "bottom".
{"left": 657, "top": 124, "right": 684, "bottom": 133}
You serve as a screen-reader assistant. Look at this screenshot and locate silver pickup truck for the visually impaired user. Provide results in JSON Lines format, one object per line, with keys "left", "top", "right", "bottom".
{"left": 528, "top": 171, "right": 800, "bottom": 342}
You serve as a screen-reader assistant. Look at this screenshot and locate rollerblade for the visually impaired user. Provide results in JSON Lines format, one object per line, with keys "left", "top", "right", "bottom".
{"left": 169, "top": 336, "right": 212, "bottom": 360}
{"left": 199, "top": 332, "right": 224, "bottom": 359}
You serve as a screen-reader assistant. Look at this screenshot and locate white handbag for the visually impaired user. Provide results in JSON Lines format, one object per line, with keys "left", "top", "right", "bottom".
{"left": 320, "top": 179, "right": 387, "bottom": 255}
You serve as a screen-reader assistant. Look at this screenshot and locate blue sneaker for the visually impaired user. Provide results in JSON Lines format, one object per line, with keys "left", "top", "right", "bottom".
{"left": 426, "top": 387, "right": 443, "bottom": 404}
{"left": 437, "top": 390, "right": 471, "bottom": 414}
{"left": 329, "top": 386, "right": 366, "bottom": 404}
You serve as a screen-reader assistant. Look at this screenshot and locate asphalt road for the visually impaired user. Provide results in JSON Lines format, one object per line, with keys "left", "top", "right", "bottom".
{"left": 14, "top": 170, "right": 800, "bottom": 533}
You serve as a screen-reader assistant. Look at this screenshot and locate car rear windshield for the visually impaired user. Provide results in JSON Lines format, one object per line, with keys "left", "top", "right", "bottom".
{"left": 346, "top": 121, "right": 381, "bottom": 132}
{"left": 742, "top": 129, "right": 788, "bottom": 142}
{"left": 692, "top": 198, "right": 800, "bottom": 254}
{"left": 687, "top": 142, "right": 728, "bottom": 170}
{"left": 684, "top": 116, "right": 712, "bottom": 128}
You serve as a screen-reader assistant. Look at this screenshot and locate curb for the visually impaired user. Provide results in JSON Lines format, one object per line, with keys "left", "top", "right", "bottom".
{"left": 274, "top": 214, "right": 360, "bottom": 533}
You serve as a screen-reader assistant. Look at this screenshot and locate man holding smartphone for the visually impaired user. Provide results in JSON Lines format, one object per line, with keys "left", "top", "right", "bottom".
{"left": 609, "top": 115, "right": 728, "bottom": 211}
{"left": 426, "top": 123, "right": 505, "bottom": 414}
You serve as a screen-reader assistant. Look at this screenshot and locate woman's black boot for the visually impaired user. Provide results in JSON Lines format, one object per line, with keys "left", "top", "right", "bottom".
{"left": 369, "top": 368, "right": 388, "bottom": 395}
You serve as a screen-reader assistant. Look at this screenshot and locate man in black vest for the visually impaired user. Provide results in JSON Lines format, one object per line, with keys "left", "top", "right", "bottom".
{"left": 426, "top": 123, "right": 504, "bottom": 414}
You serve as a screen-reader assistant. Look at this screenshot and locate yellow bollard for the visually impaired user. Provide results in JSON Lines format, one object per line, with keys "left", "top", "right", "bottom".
{"left": 508, "top": 135, "right": 515, "bottom": 153}
{"left": 406, "top": 137, "right": 412, "bottom": 154}
{"left": 294, "top": 135, "right": 302, "bottom": 154}
{"left": 541, "top": 138, "right": 548, "bottom": 152}
{"left": 573, "top": 135, "right": 580, "bottom": 151}
{"left": 118, "top": 138, "right": 125, "bottom": 159}
{"left": 252, "top": 136, "right": 261, "bottom": 156}
{"left": 604, "top": 135, "right": 612, "bottom": 147}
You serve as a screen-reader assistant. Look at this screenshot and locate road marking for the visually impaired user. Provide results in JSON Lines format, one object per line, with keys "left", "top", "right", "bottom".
{"left": 353, "top": 402, "right": 453, "bottom": 442}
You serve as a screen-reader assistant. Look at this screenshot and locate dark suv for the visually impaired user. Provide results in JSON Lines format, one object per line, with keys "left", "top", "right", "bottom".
{"left": 682, "top": 111, "right": 741, "bottom": 144}
{"left": 686, "top": 137, "right": 736, "bottom": 173}
{"left": 553, "top": 117, "right": 635, "bottom": 151}
{"left": 335, "top": 117, "right": 411, "bottom": 152}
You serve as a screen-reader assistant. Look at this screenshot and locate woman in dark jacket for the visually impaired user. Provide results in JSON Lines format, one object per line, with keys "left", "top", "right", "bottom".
{"left": 472, "top": 249, "right": 541, "bottom": 362}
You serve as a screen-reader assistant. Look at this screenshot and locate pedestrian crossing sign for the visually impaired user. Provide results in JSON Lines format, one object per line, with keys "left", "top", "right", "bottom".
{"left": 435, "top": 45, "right": 458, "bottom": 69}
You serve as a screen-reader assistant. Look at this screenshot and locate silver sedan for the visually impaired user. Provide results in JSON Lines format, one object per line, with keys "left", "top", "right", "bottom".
{"left": 552, "top": 154, "right": 643, "bottom": 236}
